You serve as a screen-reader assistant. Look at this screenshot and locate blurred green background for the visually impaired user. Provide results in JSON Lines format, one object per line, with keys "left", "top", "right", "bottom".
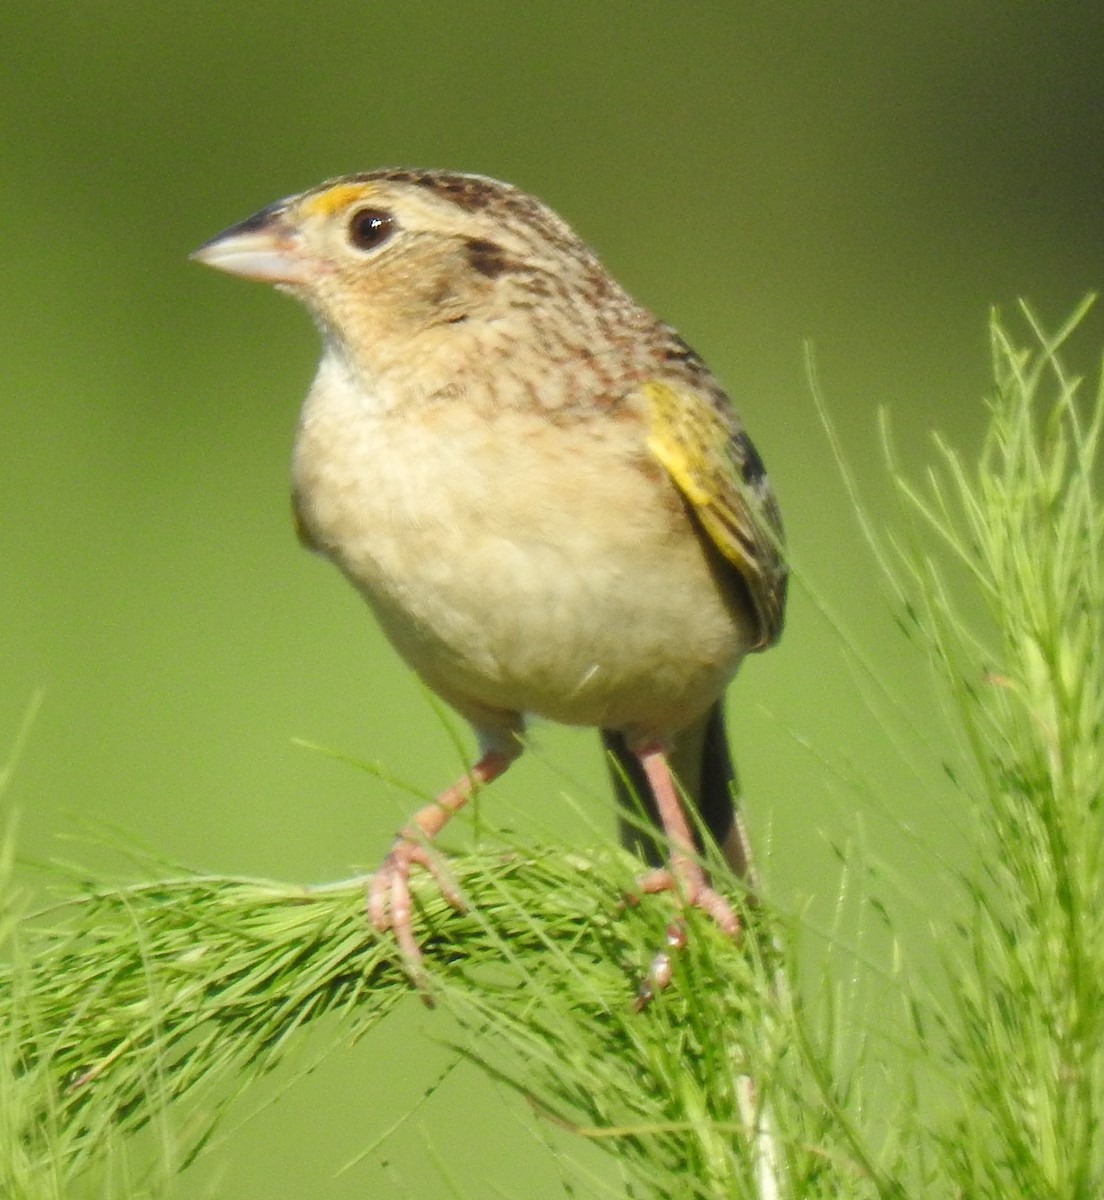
{"left": 2, "top": 3, "right": 1102, "bottom": 1195}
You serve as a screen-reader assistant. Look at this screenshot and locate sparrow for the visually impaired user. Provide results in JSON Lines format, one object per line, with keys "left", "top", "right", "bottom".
{"left": 193, "top": 169, "right": 786, "bottom": 977}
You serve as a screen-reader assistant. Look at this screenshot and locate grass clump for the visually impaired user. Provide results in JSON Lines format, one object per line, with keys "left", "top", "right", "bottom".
{"left": 888, "top": 298, "right": 1104, "bottom": 1197}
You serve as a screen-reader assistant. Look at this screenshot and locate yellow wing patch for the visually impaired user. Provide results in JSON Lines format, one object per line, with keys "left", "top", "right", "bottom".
{"left": 645, "top": 380, "right": 738, "bottom": 532}
{"left": 643, "top": 379, "right": 785, "bottom": 648}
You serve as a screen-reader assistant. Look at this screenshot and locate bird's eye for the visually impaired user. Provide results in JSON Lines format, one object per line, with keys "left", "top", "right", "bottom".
{"left": 347, "top": 208, "right": 395, "bottom": 251}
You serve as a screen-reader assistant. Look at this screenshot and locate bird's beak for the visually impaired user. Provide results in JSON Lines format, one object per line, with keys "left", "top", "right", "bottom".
{"left": 191, "top": 202, "right": 310, "bottom": 286}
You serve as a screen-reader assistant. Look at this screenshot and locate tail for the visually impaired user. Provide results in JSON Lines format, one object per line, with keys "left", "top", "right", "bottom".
{"left": 601, "top": 701, "right": 756, "bottom": 887}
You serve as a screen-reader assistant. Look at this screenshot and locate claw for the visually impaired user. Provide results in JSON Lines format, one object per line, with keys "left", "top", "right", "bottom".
{"left": 632, "top": 921, "right": 687, "bottom": 1010}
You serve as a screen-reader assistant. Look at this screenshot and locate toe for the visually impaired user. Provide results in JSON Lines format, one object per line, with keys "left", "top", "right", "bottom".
{"left": 366, "top": 861, "right": 394, "bottom": 931}
{"left": 693, "top": 886, "right": 740, "bottom": 938}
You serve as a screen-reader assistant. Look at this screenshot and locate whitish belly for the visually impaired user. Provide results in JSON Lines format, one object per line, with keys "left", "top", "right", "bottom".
{"left": 292, "top": 380, "right": 750, "bottom": 735}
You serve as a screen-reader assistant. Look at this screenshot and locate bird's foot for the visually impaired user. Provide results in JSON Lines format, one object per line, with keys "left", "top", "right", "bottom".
{"left": 365, "top": 747, "right": 515, "bottom": 998}
{"left": 620, "top": 741, "right": 743, "bottom": 1006}
{"left": 366, "top": 837, "right": 464, "bottom": 997}
{"left": 626, "top": 861, "right": 741, "bottom": 1009}
{"left": 632, "top": 863, "right": 741, "bottom": 937}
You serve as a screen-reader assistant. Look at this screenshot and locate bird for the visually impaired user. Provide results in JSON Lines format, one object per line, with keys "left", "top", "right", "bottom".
{"left": 193, "top": 169, "right": 786, "bottom": 979}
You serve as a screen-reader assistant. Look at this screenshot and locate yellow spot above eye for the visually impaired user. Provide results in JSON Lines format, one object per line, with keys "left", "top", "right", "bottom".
{"left": 301, "top": 182, "right": 376, "bottom": 217}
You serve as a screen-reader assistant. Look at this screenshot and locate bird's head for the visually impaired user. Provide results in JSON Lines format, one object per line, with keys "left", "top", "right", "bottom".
{"left": 193, "top": 170, "right": 632, "bottom": 381}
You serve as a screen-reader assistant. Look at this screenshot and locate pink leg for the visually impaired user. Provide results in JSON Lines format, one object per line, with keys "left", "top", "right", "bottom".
{"left": 368, "top": 748, "right": 512, "bottom": 976}
{"left": 634, "top": 743, "right": 740, "bottom": 937}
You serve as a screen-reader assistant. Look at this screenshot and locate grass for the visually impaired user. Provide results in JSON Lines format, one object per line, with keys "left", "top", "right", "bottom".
{"left": 1, "top": 301, "right": 1101, "bottom": 1197}
{"left": 887, "top": 299, "right": 1104, "bottom": 1197}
